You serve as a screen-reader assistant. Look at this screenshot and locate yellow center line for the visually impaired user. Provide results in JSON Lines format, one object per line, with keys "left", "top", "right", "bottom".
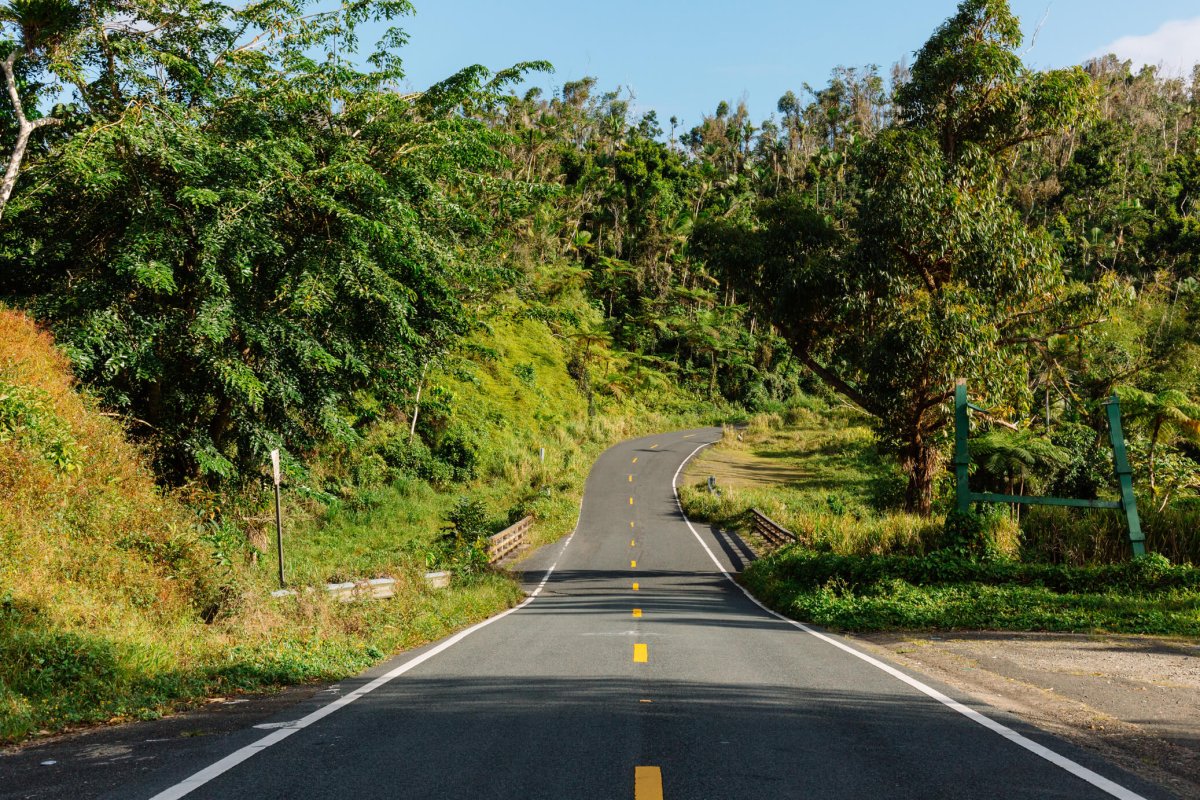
{"left": 629, "top": 474, "right": 633, "bottom": 482}
{"left": 632, "top": 608, "right": 642, "bottom": 618}
{"left": 650, "top": 443, "right": 659, "bottom": 449}
{"left": 632, "top": 457, "right": 638, "bottom": 464}
{"left": 629, "top": 496, "right": 634, "bottom": 505}
{"left": 631, "top": 560, "right": 637, "bottom": 568}
{"left": 684, "top": 433, "right": 695, "bottom": 438}
{"left": 630, "top": 521, "right": 635, "bottom": 528}
{"left": 635, "top": 766, "right": 663, "bottom": 800}
{"left": 633, "top": 643, "right": 648, "bottom": 663}
{"left": 632, "top": 582, "right": 639, "bottom": 591}
{"left": 630, "top": 539, "right": 635, "bottom": 546}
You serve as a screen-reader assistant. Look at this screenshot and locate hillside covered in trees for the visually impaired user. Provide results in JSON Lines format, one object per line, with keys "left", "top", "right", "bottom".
{"left": 2, "top": 0, "right": 1200, "bottom": 738}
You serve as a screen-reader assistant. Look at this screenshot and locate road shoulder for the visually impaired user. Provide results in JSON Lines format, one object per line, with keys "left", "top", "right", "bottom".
{"left": 851, "top": 630, "right": 1200, "bottom": 800}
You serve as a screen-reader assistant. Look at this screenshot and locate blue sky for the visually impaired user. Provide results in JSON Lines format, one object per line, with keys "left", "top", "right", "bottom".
{"left": 381, "top": 1, "right": 1200, "bottom": 128}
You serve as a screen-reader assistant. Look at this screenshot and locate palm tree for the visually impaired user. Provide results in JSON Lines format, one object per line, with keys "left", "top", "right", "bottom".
{"left": 1116, "top": 387, "right": 1200, "bottom": 496}
{"left": 970, "top": 428, "right": 1069, "bottom": 519}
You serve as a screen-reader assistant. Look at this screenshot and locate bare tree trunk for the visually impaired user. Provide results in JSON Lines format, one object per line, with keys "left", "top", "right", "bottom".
{"left": 409, "top": 364, "right": 428, "bottom": 441}
{"left": 902, "top": 434, "right": 939, "bottom": 516}
{"left": 1148, "top": 417, "right": 1162, "bottom": 495}
{"left": 1, "top": 50, "right": 61, "bottom": 223}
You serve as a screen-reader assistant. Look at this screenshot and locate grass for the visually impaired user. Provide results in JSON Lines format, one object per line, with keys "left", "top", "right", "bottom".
{"left": 741, "top": 549, "right": 1200, "bottom": 635}
{"left": 680, "top": 401, "right": 952, "bottom": 557}
{"left": 0, "top": 297, "right": 722, "bottom": 744}
{"left": 678, "top": 395, "right": 1200, "bottom": 635}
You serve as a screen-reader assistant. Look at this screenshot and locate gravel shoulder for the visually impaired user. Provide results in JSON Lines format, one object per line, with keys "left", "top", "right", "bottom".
{"left": 851, "top": 631, "right": 1200, "bottom": 799}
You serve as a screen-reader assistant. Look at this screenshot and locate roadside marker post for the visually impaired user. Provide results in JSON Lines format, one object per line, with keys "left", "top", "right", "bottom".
{"left": 271, "top": 449, "right": 285, "bottom": 589}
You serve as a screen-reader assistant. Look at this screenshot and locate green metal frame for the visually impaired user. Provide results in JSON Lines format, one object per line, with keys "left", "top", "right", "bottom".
{"left": 953, "top": 379, "right": 1145, "bottom": 556}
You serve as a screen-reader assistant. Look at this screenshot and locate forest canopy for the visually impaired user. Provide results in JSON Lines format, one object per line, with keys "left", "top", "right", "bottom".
{"left": 2, "top": 0, "right": 1199, "bottom": 518}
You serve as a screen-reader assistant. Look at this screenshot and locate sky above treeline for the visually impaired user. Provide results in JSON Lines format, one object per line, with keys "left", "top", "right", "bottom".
{"left": 386, "top": 0, "right": 1200, "bottom": 128}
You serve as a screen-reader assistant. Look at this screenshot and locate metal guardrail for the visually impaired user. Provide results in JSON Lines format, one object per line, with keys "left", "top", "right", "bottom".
{"left": 272, "top": 516, "right": 535, "bottom": 601}
{"left": 488, "top": 515, "right": 533, "bottom": 563}
{"left": 749, "top": 508, "right": 797, "bottom": 549}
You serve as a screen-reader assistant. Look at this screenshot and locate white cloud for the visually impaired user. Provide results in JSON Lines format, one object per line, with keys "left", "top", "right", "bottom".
{"left": 1092, "top": 17, "right": 1200, "bottom": 77}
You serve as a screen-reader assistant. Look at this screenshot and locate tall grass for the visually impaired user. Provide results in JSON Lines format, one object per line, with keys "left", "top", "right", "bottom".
{"left": 1020, "top": 503, "right": 1200, "bottom": 566}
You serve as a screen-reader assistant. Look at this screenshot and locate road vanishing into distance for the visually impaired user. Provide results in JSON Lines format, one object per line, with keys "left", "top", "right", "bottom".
{"left": 113, "top": 429, "right": 1171, "bottom": 800}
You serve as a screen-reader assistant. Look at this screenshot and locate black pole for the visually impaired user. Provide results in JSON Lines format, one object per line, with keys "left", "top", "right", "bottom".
{"left": 274, "top": 480, "right": 285, "bottom": 588}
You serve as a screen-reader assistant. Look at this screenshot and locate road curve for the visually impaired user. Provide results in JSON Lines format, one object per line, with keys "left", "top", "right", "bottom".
{"left": 117, "top": 429, "right": 1171, "bottom": 800}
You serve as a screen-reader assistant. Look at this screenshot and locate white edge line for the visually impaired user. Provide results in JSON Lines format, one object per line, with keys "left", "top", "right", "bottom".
{"left": 671, "top": 440, "right": 1149, "bottom": 800}
{"left": 147, "top": 523, "right": 583, "bottom": 799}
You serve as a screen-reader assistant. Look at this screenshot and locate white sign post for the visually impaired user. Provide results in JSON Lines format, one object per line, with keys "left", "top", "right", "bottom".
{"left": 270, "top": 449, "right": 285, "bottom": 588}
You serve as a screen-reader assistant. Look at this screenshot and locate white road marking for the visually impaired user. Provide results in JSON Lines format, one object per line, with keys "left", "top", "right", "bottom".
{"left": 251, "top": 721, "right": 303, "bottom": 731}
{"left": 671, "top": 442, "right": 1149, "bottom": 800}
{"left": 146, "top": 527, "right": 584, "bottom": 799}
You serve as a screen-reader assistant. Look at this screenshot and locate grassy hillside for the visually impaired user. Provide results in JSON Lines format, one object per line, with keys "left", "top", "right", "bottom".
{"left": 0, "top": 298, "right": 718, "bottom": 743}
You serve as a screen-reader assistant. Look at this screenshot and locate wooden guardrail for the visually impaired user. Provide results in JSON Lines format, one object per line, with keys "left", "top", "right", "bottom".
{"left": 749, "top": 508, "right": 797, "bottom": 549}
{"left": 488, "top": 515, "right": 533, "bottom": 563}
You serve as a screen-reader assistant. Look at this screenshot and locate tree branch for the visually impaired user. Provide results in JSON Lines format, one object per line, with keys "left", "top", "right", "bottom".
{"left": 0, "top": 49, "right": 61, "bottom": 223}
{"left": 801, "top": 355, "right": 878, "bottom": 416}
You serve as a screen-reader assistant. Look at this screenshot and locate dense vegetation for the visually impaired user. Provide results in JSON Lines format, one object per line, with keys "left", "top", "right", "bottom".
{"left": 5, "top": 0, "right": 1199, "bottom": 516}
{"left": 2, "top": 0, "right": 1200, "bottom": 737}
{"left": 680, "top": 399, "right": 1200, "bottom": 635}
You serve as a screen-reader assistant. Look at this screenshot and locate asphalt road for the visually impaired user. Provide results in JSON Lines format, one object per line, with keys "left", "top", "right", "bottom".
{"left": 110, "top": 428, "right": 1173, "bottom": 800}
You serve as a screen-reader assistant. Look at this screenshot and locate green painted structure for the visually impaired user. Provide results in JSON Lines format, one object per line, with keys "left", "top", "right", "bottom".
{"left": 953, "top": 379, "right": 1145, "bottom": 556}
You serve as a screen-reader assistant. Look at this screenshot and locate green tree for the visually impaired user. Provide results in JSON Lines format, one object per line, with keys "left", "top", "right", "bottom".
{"left": 1116, "top": 387, "right": 1200, "bottom": 496}
{"left": 2, "top": 0, "right": 546, "bottom": 482}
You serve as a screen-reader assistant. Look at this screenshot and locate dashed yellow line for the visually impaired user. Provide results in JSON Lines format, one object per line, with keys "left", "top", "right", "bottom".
{"left": 632, "top": 608, "right": 642, "bottom": 618}
{"left": 633, "top": 643, "right": 648, "bottom": 663}
{"left": 630, "top": 539, "right": 635, "bottom": 546}
{"left": 629, "top": 496, "right": 634, "bottom": 506}
{"left": 650, "top": 444, "right": 659, "bottom": 450}
{"left": 684, "top": 433, "right": 695, "bottom": 438}
{"left": 632, "top": 457, "right": 638, "bottom": 464}
{"left": 635, "top": 766, "right": 663, "bottom": 800}
{"left": 629, "top": 474, "right": 633, "bottom": 482}
{"left": 631, "top": 560, "right": 637, "bottom": 568}
{"left": 632, "top": 582, "right": 639, "bottom": 591}
{"left": 630, "top": 521, "right": 635, "bottom": 528}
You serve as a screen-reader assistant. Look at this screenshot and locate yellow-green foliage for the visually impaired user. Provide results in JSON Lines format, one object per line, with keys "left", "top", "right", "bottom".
{"left": 0, "top": 309, "right": 216, "bottom": 737}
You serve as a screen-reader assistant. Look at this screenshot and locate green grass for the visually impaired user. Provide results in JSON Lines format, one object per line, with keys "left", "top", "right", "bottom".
{"left": 679, "top": 400, "right": 953, "bottom": 557}
{"left": 679, "top": 395, "right": 1200, "bottom": 636}
{"left": 741, "top": 549, "right": 1200, "bottom": 635}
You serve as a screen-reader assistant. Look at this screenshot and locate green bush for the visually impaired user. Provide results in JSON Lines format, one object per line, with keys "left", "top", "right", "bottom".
{"left": 374, "top": 433, "right": 453, "bottom": 484}
{"left": 435, "top": 427, "right": 481, "bottom": 481}
{"left": 741, "top": 546, "right": 1200, "bottom": 634}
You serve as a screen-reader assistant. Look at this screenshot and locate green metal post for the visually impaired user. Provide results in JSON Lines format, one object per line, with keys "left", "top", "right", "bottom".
{"left": 954, "top": 379, "right": 971, "bottom": 515}
{"left": 1105, "top": 396, "right": 1145, "bottom": 557}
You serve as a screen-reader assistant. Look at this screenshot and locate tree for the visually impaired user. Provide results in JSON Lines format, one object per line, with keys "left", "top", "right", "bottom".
{"left": 0, "top": 0, "right": 78, "bottom": 220}
{"left": 1116, "top": 387, "right": 1200, "bottom": 496}
{"left": 1, "top": 0, "right": 547, "bottom": 482}
{"left": 703, "top": 0, "right": 1100, "bottom": 514}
